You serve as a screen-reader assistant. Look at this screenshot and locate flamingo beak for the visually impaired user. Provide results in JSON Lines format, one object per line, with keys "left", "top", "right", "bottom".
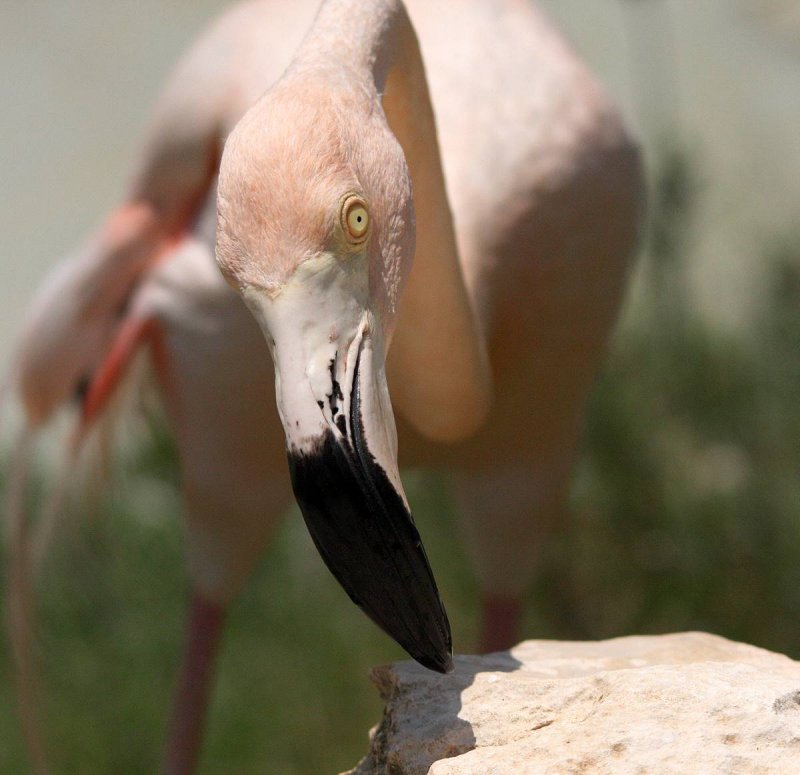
{"left": 241, "top": 255, "right": 452, "bottom": 673}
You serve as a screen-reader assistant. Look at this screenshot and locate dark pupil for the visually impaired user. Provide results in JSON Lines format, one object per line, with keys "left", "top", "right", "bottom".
{"left": 356, "top": 216, "right": 362, "bottom": 222}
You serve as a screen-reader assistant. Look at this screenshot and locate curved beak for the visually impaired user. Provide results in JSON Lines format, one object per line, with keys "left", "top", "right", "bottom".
{"left": 242, "top": 256, "right": 452, "bottom": 673}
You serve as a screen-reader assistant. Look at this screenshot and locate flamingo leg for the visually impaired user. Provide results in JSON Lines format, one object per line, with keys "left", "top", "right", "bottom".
{"left": 479, "top": 594, "right": 524, "bottom": 654}
{"left": 162, "top": 593, "right": 226, "bottom": 775}
{"left": 5, "top": 428, "right": 49, "bottom": 775}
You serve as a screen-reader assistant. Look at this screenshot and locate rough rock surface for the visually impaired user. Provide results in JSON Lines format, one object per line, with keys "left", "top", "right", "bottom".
{"left": 344, "top": 632, "right": 800, "bottom": 774}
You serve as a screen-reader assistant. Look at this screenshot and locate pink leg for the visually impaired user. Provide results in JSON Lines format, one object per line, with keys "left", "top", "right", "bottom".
{"left": 162, "top": 593, "right": 226, "bottom": 775}
{"left": 478, "top": 594, "right": 523, "bottom": 654}
{"left": 6, "top": 429, "right": 49, "bottom": 775}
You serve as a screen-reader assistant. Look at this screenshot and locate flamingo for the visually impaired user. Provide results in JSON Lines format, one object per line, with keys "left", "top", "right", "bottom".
{"left": 7, "top": 0, "right": 643, "bottom": 772}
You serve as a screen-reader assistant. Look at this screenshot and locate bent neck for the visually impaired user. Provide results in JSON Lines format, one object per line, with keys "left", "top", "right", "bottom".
{"left": 292, "top": 0, "right": 399, "bottom": 88}
{"left": 292, "top": 0, "right": 492, "bottom": 441}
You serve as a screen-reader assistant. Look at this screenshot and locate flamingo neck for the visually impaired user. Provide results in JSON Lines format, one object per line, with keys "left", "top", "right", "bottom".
{"left": 295, "top": 0, "right": 492, "bottom": 443}
{"left": 292, "top": 0, "right": 398, "bottom": 83}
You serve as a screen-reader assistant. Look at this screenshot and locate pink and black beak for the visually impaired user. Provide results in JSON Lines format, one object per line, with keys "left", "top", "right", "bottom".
{"left": 241, "top": 255, "right": 452, "bottom": 673}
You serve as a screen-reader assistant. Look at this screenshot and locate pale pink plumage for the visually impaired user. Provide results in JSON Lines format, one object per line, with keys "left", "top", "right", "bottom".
{"left": 7, "top": 1, "right": 643, "bottom": 772}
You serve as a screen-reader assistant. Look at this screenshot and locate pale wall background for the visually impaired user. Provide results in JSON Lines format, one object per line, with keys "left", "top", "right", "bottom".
{"left": 1, "top": 0, "right": 799, "bottom": 364}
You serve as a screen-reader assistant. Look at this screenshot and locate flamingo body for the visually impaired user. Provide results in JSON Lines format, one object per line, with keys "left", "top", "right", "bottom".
{"left": 9, "top": 1, "right": 643, "bottom": 771}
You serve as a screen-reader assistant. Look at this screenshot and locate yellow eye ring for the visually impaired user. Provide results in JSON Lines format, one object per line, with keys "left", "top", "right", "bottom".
{"left": 341, "top": 196, "right": 370, "bottom": 243}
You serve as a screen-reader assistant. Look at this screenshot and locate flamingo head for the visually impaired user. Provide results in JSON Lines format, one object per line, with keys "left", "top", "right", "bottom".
{"left": 216, "top": 72, "right": 452, "bottom": 672}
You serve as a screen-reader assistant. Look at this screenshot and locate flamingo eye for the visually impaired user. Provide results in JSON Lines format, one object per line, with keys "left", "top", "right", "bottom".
{"left": 341, "top": 196, "right": 370, "bottom": 243}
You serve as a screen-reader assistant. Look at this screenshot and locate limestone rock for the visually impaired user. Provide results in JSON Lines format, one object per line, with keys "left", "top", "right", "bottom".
{"left": 345, "top": 632, "right": 800, "bottom": 774}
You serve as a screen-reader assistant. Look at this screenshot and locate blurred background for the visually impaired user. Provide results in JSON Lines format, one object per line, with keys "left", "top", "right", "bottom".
{"left": 2, "top": 0, "right": 800, "bottom": 772}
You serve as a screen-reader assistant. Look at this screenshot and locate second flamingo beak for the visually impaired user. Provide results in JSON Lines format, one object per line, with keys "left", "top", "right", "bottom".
{"left": 241, "top": 255, "right": 452, "bottom": 673}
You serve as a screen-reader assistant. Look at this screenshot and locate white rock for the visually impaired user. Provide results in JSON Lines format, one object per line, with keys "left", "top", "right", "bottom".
{"left": 345, "top": 632, "right": 800, "bottom": 774}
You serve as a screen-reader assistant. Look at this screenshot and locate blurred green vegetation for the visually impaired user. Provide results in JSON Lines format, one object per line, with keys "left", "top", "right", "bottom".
{"left": 535, "top": 147, "right": 800, "bottom": 652}
{"left": 0, "top": 439, "right": 478, "bottom": 774}
{"left": 2, "top": 145, "right": 800, "bottom": 773}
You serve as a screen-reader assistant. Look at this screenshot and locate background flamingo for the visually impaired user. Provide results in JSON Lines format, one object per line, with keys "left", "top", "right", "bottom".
{"left": 5, "top": 1, "right": 643, "bottom": 772}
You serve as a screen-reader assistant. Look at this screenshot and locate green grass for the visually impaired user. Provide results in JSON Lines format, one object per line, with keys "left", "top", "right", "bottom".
{"left": 2, "top": 149, "right": 800, "bottom": 772}
{"left": 546, "top": 271, "right": 800, "bottom": 651}
{"left": 0, "top": 456, "right": 479, "bottom": 774}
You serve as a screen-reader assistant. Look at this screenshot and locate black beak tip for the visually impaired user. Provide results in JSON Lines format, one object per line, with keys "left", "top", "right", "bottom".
{"left": 416, "top": 649, "right": 454, "bottom": 674}
{"left": 288, "top": 428, "right": 454, "bottom": 676}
